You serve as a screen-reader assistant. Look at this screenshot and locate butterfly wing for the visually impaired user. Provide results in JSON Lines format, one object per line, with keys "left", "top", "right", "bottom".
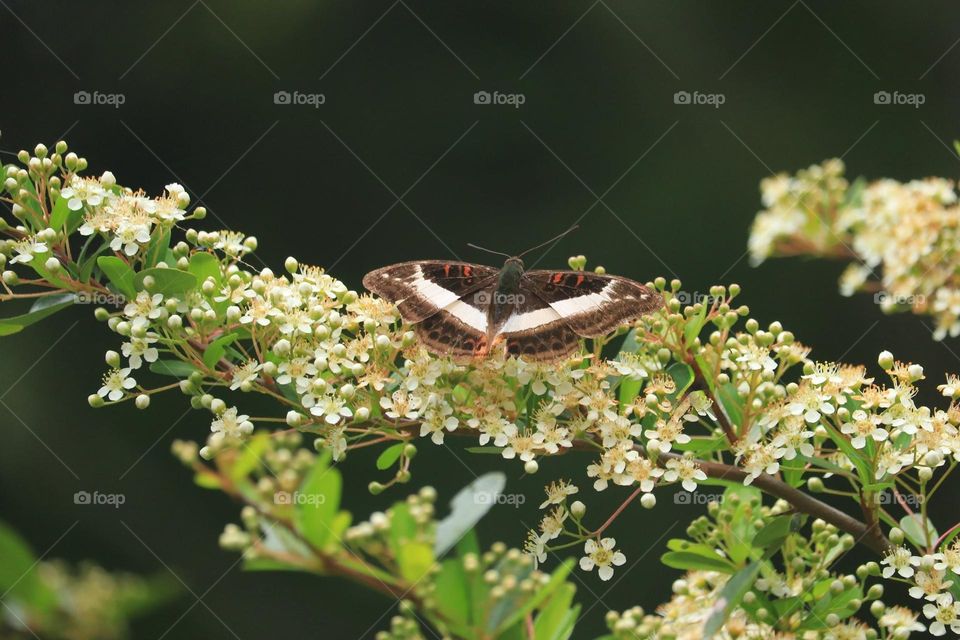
{"left": 521, "top": 270, "right": 662, "bottom": 338}
{"left": 362, "top": 261, "right": 498, "bottom": 357}
{"left": 495, "top": 292, "right": 582, "bottom": 360}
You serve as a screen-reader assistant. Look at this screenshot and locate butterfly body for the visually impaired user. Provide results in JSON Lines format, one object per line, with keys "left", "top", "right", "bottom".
{"left": 363, "top": 257, "right": 661, "bottom": 361}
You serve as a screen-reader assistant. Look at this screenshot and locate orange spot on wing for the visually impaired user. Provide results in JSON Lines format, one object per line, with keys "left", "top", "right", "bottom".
{"left": 463, "top": 265, "right": 472, "bottom": 277}
{"left": 444, "top": 264, "right": 451, "bottom": 277}
{"left": 575, "top": 274, "right": 584, "bottom": 287}
{"left": 552, "top": 273, "right": 563, "bottom": 284}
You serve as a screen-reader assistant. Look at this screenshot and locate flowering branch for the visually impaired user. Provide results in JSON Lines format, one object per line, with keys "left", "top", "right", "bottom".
{"left": 3, "top": 139, "right": 959, "bottom": 637}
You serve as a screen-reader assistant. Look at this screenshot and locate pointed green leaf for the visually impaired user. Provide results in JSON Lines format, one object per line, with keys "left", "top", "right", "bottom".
{"left": 133, "top": 267, "right": 197, "bottom": 296}
{"left": 376, "top": 443, "right": 406, "bottom": 471}
{"left": 0, "top": 293, "right": 74, "bottom": 337}
{"left": 97, "top": 256, "right": 136, "bottom": 298}
{"left": 295, "top": 459, "right": 342, "bottom": 550}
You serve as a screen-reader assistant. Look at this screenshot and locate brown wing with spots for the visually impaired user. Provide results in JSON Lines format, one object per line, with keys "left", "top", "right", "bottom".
{"left": 362, "top": 261, "right": 497, "bottom": 323}
{"left": 414, "top": 307, "right": 490, "bottom": 359}
{"left": 495, "top": 289, "right": 582, "bottom": 361}
{"left": 522, "top": 270, "right": 663, "bottom": 338}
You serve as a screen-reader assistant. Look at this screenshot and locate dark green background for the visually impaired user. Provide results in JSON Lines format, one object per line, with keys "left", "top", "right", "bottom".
{"left": 2, "top": 1, "right": 959, "bottom": 637}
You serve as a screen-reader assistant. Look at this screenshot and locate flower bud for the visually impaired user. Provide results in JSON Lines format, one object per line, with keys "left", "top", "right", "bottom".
{"left": 284, "top": 256, "right": 298, "bottom": 273}
{"left": 87, "top": 393, "right": 104, "bottom": 408}
{"left": 135, "top": 394, "right": 150, "bottom": 409}
{"left": 44, "top": 257, "right": 60, "bottom": 272}
{"left": 524, "top": 460, "right": 539, "bottom": 474}
{"left": 877, "top": 351, "right": 894, "bottom": 370}
{"left": 210, "top": 398, "right": 226, "bottom": 414}
{"left": 105, "top": 350, "right": 121, "bottom": 367}
{"left": 889, "top": 527, "right": 904, "bottom": 544}
{"left": 640, "top": 493, "right": 657, "bottom": 509}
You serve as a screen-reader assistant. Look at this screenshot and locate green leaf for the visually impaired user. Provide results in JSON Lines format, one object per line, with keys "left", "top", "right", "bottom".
{"left": 496, "top": 559, "right": 574, "bottom": 634}
{"left": 376, "top": 443, "right": 406, "bottom": 471}
{"left": 188, "top": 252, "right": 222, "bottom": 285}
{"left": 434, "top": 559, "right": 471, "bottom": 625}
{"left": 434, "top": 472, "right": 507, "bottom": 557}
{"left": 97, "top": 256, "right": 136, "bottom": 298}
{"left": 703, "top": 559, "right": 762, "bottom": 638}
{"left": 144, "top": 228, "right": 172, "bottom": 268}
{"left": 295, "top": 459, "right": 342, "bottom": 550}
{"left": 149, "top": 360, "right": 198, "bottom": 378}
{"left": 0, "top": 521, "right": 55, "bottom": 612}
{"left": 0, "top": 293, "right": 74, "bottom": 337}
{"left": 900, "top": 514, "right": 938, "bottom": 550}
{"left": 661, "top": 551, "right": 737, "bottom": 573}
{"left": 133, "top": 267, "right": 197, "bottom": 297}
{"left": 752, "top": 515, "right": 795, "bottom": 550}
{"left": 716, "top": 383, "right": 744, "bottom": 430}
{"left": 823, "top": 423, "right": 872, "bottom": 485}
{"left": 684, "top": 303, "right": 708, "bottom": 347}
{"left": 618, "top": 376, "right": 643, "bottom": 406}
{"left": 533, "top": 582, "right": 579, "bottom": 640}
{"left": 230, "top": 433, "right": 271, "bottom": 482}
{"left": 49, "top": 194, "right": 71, "bottom": 229}
{"left": 203, "top": 333, "right": 239, "bottom": 370}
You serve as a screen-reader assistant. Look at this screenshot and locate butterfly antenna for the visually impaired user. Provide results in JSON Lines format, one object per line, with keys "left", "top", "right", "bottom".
{"left": 467, "top": 243, "right": 512, "bottom": 258}
{"left": 517, "top": 225, "right": 579, "bottom": 258}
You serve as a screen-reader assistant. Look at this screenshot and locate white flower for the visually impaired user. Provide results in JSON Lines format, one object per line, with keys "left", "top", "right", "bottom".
{"left": 209, "top": 407, "right": 254, "bottom": 447}
{"left": 380, "top": 390, "right": 422, "bottom": 421}
{"left": 61, "top": 175, "right": 108, "bottom": 211}
{"left": 579, "top": 537, "right": 626, "bottom": 581}
{"left": 310, "top": 393, "right": 353, "bottom": 425}
{"left": 840, "top": 409, "right": 888, "bottom": 449}
{"left": 98, "top": 368, "right": 136, "bottom": 401}
{"left": 110, "top": 218, "right": 152, "bottom": 256}
{"left": 882, "top": 545, "right": 919, "bottom": 579}
{"left": 121, "top": 335, "right": 159, "bottom": 369}
{"left": 663, "top": 457, "right": 707, "bottom": 492}
{"left": 540, "top": 480, "right": 578, "bottom": 509}
{"left": 923, "top": 593, "right": 960, "bottom": 636}
{"left": 9, "top": 236, "right": 48, "bottom": 264}
{"left": 229, "top": 360, "right": 262, "bottom": 390}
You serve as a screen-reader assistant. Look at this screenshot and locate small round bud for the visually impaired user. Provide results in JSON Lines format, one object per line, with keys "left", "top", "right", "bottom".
{"left": 284, "top": 257, "right": 298, "bottom": 273}
{"left": 2, "top": 270, "right": 19, "bottom": 285}
{"left": 192, "top": 206, "right": 206, "bottom": 220}
{"left": 908, "top": 364, "right": 924, "bottom": 381}
{"left": 286, "top": 410, "right": 304, "bottom": 427}
{"left": 807, "top": 477, "right": 825, "bottom": 493}
{"left": 889, "top": 527, "right": 904, "bottom": 544}
{"left": 368, "top": 481, "right": 384, "bottom": 495}
{"left": 524, "top": 460, "right": 539, "bottom": 474}
{"left": 87, "top": 393, "right": 104, "bottom": 408}
{"left": 135, "top": 394, "right": 150, "bottom": 409}
{"left": 44, "top": 257, "right": 61, "bottom": 272}
{"left": 94, "top": 307, "right": 110, "bottom": 321}
{"left": 105, "top": 350, "right": 121, "bottom": 367}
{"left": 354, "top": 406, "right": 370, "bottom": 421}
{"left": 870, "top": 600, "right": 885, "bottom": 617}
{"left": 570, "top": 500, "right": 586, "bottom": 518}
{"left": 877, "top": 351, "right": 894, "bottom": 370}
{"left": 640, "top": 493, "right": 657, "bottom": 509}
{"left": 210, "top": 398, "right": 227, "bottom": 414}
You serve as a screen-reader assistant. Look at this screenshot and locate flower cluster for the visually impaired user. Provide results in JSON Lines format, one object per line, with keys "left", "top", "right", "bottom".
{"left": 749, "top": 158, "right": 960, "bottom": 339}
{"left": 6, "top": 140, "right": 960, "bottom": 638}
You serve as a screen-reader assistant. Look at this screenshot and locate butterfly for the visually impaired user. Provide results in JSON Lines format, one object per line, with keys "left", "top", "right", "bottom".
{"left": 363, "top": 233, "right": 662, "bottom": 361}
